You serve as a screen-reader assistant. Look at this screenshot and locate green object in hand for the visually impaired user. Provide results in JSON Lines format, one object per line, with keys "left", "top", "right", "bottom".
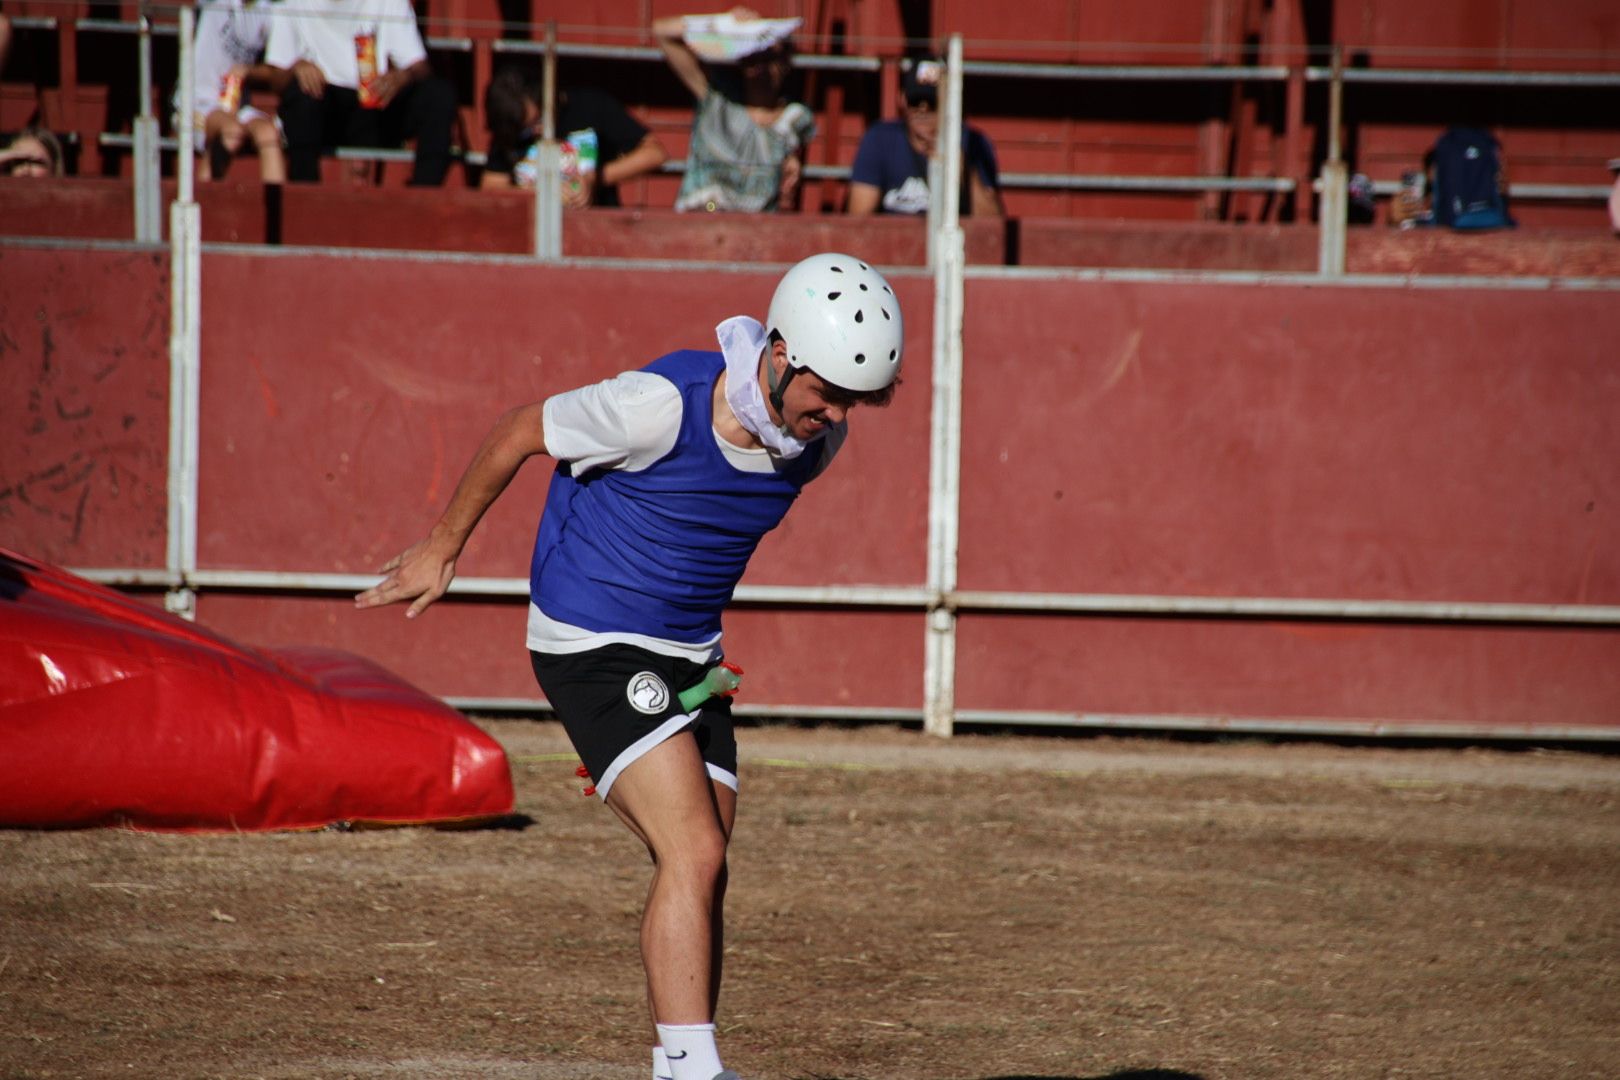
{"left": 678, "top": 661, "right": 744, "bottom": 711}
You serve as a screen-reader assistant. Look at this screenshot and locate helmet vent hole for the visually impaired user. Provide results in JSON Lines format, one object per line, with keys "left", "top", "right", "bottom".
{"left": 827, "top": 291, "right": 841, "bottom": 300}
{"left": 854, "top": 309, "right": 864, "bottom": 323}
{"left": 859, "top": 262, "right": 869, "bottom": 270}
{"left": 830, "top": 266, "right": 844, "bottom": 273}
{"left": 854, "top": 353, "right": 866, "bottom": 365}
{"left": 859, "top": 283, "right": 869, "bottom": 291}
{"left": 889, "top": 349, "right": 896, "bottom": 361}
{"left": 881, "top": 307, "right": 890, "bottom": 320}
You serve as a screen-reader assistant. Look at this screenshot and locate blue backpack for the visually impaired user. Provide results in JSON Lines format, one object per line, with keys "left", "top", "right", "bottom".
{"left": 1429, "top": 127, "right": 1514, "bottom": 230}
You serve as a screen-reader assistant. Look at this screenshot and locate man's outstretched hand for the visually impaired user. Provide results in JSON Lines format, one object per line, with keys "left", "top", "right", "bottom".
{"left": 354, "top": 537, "right": 458, "bottom": 619}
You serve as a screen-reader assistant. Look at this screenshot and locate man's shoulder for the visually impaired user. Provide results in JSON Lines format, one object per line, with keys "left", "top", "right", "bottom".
{"left": 858, "top": 119, "right": 909, "bottom": 147}
{"left": 642, "top": 349, "right": 723, "bottom": 382}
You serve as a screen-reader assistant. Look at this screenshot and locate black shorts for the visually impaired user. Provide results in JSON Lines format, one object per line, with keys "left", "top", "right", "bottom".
{"left": 529, "top": 644, "right": 738, "bottom": 801}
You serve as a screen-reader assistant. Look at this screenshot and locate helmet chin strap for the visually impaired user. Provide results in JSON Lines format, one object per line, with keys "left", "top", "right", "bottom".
{"left": 765, "top": 350, "right": 800, "bottom": 433}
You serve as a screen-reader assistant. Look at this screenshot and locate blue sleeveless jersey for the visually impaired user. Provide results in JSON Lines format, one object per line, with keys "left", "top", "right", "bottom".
{"left": 530, "top": 350, "right": 824, "bottom": 643}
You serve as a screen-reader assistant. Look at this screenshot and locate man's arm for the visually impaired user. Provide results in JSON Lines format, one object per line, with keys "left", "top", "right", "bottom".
{"left": 601, "top": 133, "right": 669, "bottom": 188}
{"left": 652, "top": 15, "right": 709, "bottom": 100}
{"left": 355, "top": 403, "right": 548, "bottom": 618}
{"left": 846, "top": 181, "right": 882, "bottom": 214}
{"left": 372, "top": 58, "right": 431, "bottom": 108}
{"left": 968, "top": 167, "right": 1004, "bottom": 217}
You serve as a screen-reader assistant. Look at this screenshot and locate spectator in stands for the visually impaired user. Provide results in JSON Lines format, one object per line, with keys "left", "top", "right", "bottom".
{"left": 480, "top": 64, "right": 668, "bottom": 208}
{"left": 847, "top": 56, "right": 1003, "bottom": 217}
{"left": 1607, "top": 157, "right": 1619, "bottom": 234}
{"left": 653, "top": 6, "right": 814, "bottom": 213}
{"left": 183, "top": 0, "right": 285, "bottom": 183}
{"left": 264, "top": 0, "right": 455, "bottom": 185}
{"left": 0, "top": 126, "right": 64, "bottom": 177}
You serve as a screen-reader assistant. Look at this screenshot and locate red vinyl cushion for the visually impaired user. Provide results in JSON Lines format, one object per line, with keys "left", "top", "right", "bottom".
{"left": 0, "top": 549, "right": 514, "bottom": 831}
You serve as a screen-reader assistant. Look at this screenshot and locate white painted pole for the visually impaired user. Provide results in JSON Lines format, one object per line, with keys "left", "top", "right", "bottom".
{"left": 923, "top": 34, "right": 967, "bottom": 738}
{"left": 165, "top": 4, "right": 201, "bottom": 620}
{"left": 133, "top": 4, "right": 163, "bottom": 242}
{"left": 533, "top": 21, "right": 562, "bottom": 260}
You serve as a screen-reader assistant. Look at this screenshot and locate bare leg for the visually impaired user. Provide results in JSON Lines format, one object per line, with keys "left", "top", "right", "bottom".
{"left": 245, "top": 115, "right": 286, "bottom": 184}
{"left": 605, "top": 734, "right": 737, "bottom": 1034}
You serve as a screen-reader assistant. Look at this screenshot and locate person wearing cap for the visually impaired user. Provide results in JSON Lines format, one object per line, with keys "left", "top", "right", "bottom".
{"left": 356, "top": 253, "right": 905, "bottom": 1080}
{"left": 847, "top": 56, "right": 1003, "bottom": 217}
{"left": 653, "top": 6, "right": 815, "bottom": 212}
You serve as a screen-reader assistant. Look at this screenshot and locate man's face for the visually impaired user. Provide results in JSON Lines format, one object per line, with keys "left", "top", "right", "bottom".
{"left": 903, "top": 98, "right": 938, "bottom": 156}
{"left": 776, "top": 366, "right": 857, "bottom": 441}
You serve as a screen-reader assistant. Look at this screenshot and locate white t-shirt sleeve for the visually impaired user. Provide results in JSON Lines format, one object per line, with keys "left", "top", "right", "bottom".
{"left": 262, "top": 2, "right": 300, "bottom": 70}
{"left": 543, "top": 370, "right": 683, "bottom": 475}
{"left": 379, "top": 0, "right": 428, "bottom": 71}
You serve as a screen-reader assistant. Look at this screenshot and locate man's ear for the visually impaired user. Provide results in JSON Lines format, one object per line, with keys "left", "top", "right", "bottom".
{"left": 770, "top": 336, "right": 791, "bottom": 372}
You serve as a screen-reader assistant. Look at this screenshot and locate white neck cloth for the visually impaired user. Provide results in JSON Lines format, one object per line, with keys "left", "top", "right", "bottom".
{"left": 716, "top": 315, "right": 810, "bottom": 459}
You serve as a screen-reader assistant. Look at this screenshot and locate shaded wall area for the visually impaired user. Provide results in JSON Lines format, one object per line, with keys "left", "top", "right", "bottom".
{"left": 2, "top": 241, "right": 1616, "bottom": 732}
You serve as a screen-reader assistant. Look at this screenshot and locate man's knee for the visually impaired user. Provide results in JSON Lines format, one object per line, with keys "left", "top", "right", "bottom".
{"left": 277, "top": 85, "right": 323, "bottom": 129}
{"left": 659, "top": 830, "right": 729, "bottom": 890}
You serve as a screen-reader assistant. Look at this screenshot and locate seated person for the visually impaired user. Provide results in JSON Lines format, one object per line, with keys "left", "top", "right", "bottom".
{"left": 0, "top": 127, "right": 65, "bottom": 177}
{"left": 479, "top": 64, "right": 668, "bottom": 208}
{"left": 1607, "top": 157, "right": 1619, "bottom": 234}
{"left": 183, "top": 0, "right": 285, "bottom": 182}
{"left": 654, "top": 6, "right": 815, "bottom": 213}
{"left": 264, "top": 0, "right": 455, "bottom": 185}
{"left": 847, "top": 57, "right": 1003, "bottom": 217}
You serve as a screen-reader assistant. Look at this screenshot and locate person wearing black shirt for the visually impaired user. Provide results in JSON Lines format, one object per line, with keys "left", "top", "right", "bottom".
{"left": 482, "top": 65, "right": 668, "bottom": 208}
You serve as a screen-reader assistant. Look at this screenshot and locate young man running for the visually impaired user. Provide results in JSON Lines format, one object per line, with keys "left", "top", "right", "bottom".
{"left": 355, "top": 253, "right": 904, "bottom": 1080}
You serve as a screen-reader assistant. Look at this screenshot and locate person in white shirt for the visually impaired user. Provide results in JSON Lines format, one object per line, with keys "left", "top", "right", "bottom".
{"left": 182, "top": 0, "right": 284, "bottom": 182}
{"left": 263, "top": 0, "right": 455, "bottom": 184}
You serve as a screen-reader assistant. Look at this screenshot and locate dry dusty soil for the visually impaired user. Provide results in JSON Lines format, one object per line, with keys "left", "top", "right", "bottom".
{"left": 4, "top": 720, "right": 1619, "bottom": 1080}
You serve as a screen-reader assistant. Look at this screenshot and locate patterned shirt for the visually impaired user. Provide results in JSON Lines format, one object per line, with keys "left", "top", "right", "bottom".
{"left": 675, "top": 89, "right": 815, "bottom": 213}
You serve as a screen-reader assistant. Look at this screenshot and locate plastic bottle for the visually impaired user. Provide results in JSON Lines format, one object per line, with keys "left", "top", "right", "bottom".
{"left": 678, "top": 662, "right": 744, "bottom": 712}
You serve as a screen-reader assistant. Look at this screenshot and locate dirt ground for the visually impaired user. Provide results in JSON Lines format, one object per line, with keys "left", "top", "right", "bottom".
{"left": 4, "top": 720, "right": 1618, "bottom": 1080}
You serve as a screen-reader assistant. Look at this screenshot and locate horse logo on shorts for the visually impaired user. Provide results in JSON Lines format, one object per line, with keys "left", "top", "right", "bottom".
{"left": 626, "top": 671, "right": 670, "bottom": 715}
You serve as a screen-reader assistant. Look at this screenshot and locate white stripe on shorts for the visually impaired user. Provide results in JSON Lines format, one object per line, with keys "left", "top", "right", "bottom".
{"left": 596, "top": 711, "right": 698, "bottom": 800}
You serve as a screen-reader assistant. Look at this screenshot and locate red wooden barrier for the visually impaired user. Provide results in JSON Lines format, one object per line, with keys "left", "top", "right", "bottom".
{"left": 4, "top": 240, "right": 1616, "bottom": 732}
{"left": 954, "top": 276, "right": 1620, "bottom": 731}
{"left": 0, "top": 246, "right": 170, "bottom": 569}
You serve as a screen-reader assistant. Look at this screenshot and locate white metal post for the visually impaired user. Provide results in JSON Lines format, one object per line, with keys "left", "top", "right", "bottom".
{"left": 165, "top": 4, "right": 201, "bottom": 619}
{"left": 1318, "top": 45, "right": 1348, "bottom": 276}
{"left": 533, "top": 21, "right": 563, "bottom": 260}
{"left": 133, "top": 3, "right": 163, "bottom": 242}
{"left": 923, "top": 34, "right": 966, "bottom": 738}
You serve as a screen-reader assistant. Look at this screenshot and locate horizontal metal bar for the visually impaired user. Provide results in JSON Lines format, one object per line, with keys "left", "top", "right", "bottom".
{"left": 10, "top": 15, "right": 58, "bottom": 30}
{"left": 950, "top": 710, "right": 1620, "bottom": 742}
{"left": 1354, "top": 178, "right": 1615, "bottom": 199}
{"left": 76, "top": 17, "right": 177, "bottom": 35}
{"left": 1003, "top": 172, "right": 1295, "bottom": 192}
{"left": 425, "top": 35, "right": 473, "bottom": 52}
{"left": 969, "top": 262, "right": 1620, "bottom": 292}
{"left": 445, "top": 697, "right": 1617, "bottom": 742}
{"left": 488, "top": 39, "right": 878, "bottom": 71}
{"left": 1305, "top": 65, "right": 1620, "bottom": 87}
{"left": 949, "top": 589, "right": 1620, "bottom": 625}
{"left": 72, "top": 566, "right": 1620, "bottom": 625}
{"left": 962, "top": 60, "right": 1291, "bottom": 82}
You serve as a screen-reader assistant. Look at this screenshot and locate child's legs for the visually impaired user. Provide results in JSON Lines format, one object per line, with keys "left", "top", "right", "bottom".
{"left": 242, "top": 114, "right": 285, "bottom": 183}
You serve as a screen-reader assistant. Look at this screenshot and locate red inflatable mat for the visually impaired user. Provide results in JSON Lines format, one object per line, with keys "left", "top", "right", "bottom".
{"left": 0, "top": 549, "right": 514, "bottom": 831}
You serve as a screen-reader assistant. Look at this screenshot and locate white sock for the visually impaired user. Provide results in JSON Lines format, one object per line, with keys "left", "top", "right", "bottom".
{"left": 655, "top": 1022, "right": 723, "bottom": 1080}
{"left": 653, "top": 1046, "right": 674, "bottom": 1080}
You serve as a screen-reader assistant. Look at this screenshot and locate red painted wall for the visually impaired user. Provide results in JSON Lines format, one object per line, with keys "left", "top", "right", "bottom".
{"left": 5, "top": 242, "right": 1617, "bottom": 731}
{"left": 0, "top": 247, "right": 171, "bottom": 570}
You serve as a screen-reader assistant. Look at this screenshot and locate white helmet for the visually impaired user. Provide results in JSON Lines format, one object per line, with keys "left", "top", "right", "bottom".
{"left": 765, "top": 253, "right": 904, "bottom": 393}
